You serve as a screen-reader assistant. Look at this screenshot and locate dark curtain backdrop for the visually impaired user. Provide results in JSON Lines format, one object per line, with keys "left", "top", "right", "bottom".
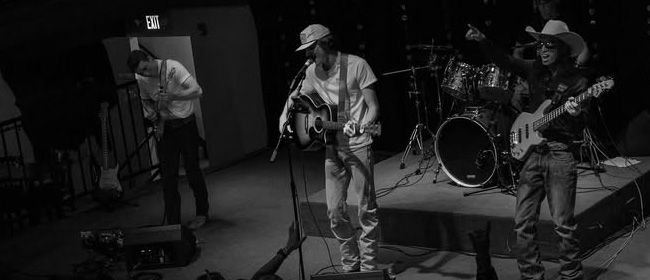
{"left": 0, "top": 42, "right": 117, "bottom": 151}
{"left": 251, "top": 0, "right": 650, "bottom": 153}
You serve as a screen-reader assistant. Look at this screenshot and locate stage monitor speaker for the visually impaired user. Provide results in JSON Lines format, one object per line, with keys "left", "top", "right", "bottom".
{"left": 311, "top": 270, "right": 390, "bottom": 280}
{"left": 124, "top": 224, "right": 196, "bottom": 270}
{"left": 617, "top": 110, "right": 650, "bottom": 156}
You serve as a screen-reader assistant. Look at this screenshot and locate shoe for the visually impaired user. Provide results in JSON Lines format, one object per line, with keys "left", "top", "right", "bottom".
{"left": 186, "top": 215, "right": 208, "bottom": 230}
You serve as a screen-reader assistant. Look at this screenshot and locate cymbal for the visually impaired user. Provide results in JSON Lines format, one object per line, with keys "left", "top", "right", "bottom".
{"left": 407, "top": 44, "right": 454, "bottom": 51}
{"left": 381, "top": 65, "right": 430, "bottom": 76}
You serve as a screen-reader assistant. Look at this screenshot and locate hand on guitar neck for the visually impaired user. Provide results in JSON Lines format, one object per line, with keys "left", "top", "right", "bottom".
{"left": 343, "top": 120, "right": 381, "bottom": 137}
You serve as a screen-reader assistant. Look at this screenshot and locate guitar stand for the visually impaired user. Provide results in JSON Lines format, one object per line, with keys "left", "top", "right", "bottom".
{"left": 119, "top": 127, "right": 161, "bottom": 184}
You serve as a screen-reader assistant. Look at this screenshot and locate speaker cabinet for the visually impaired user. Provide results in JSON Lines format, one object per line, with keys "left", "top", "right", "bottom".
{"left": 124, "top": 224, "right": 196, "bottom": 270}
{"left": 311, "top": 270, "right": 390, "bottom": 280}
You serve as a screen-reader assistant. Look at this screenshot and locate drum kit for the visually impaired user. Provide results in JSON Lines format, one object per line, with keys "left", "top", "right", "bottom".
{"left": 384, "top": 44, "right": 521, "bottom": 193}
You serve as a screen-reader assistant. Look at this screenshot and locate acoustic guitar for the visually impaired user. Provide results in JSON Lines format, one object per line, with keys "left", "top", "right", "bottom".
{"left": 291, "top": 92, "right": 381, "bottom": 151}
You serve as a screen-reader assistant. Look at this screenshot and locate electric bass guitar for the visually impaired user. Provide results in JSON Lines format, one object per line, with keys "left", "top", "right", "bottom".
{"left": 153, "top": 66, "right": 176, "bottom": 141}
{"left": 291, "top": 92, "right": 382, "bottom": 151}
{"left": 509, "top": 78, "right": 614, "bottom": 161}
{"left": 96, "top": 102, "right": 123, "bottom": 195}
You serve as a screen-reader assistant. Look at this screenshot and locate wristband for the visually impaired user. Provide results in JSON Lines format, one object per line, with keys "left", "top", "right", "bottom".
{"left": 277, "top": 248, "right": 289, "bottom": 258}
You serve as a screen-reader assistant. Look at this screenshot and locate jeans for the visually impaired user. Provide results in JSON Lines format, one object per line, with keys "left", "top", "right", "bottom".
{"left": 159, "top": 116, "right": 209, "bottom": 224}
{"left": 514, "top": 146, "right": 582, "bottom": 280}
{"left": 325, "top": 145, "right": 380, "bottom": 272}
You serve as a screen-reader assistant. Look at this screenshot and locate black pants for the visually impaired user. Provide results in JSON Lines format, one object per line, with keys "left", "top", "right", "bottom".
{"left": 158, "top": 115, "right": 209, "bottom": 224}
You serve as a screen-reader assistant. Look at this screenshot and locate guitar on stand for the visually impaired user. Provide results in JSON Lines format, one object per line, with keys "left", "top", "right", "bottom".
{"left": 92, "top": 102, "right": 123, "bottom": 207}
{"left": 509, "top": 77, "right": 614, "bottom": 161}
{"left": 291, "top": 92, "right": 382, "bottom": 151}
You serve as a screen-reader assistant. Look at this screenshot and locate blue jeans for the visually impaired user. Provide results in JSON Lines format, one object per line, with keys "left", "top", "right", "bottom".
{"left": 325, "top": 145, "right": 380, "bottom": 272}
{"left": 159, "top": 116, "right": 209, "bottom": 225}
{"left": 514, "top": 146, "right": 582, "bottom": 280}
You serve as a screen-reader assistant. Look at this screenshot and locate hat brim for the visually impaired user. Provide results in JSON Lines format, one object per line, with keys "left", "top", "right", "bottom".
{"left": 295, "top": 40, "right": 316, "bottom": 51}
{"left": 525, "top": 26, "right": 585, "bottom": 57}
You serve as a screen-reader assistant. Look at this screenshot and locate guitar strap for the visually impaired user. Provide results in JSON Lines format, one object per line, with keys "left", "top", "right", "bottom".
{"left": 337, "top": 53, "right": 349, "bottom": 123}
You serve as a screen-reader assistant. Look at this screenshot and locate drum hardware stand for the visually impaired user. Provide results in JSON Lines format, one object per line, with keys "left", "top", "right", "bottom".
{"left": 462, "top": 157, "right": 518, "bottom": 197}
{"left": 399, "top": 65, "right": 436, "bottom": 170}
{"left": 576, "top": 128, "right": 605, "bottom": 173}
{"left": 429, "top": 44, "right": 448, "bottom": 183}
{"left": 463, "top": 138, "right": 519, "bottom": 197}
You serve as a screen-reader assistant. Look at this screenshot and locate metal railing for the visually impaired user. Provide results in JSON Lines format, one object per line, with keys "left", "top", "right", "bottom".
{"left": 0, "top": 80, "right": 157, "bottom": 235}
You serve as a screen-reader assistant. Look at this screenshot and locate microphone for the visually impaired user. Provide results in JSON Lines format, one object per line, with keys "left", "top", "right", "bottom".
{"left": 296, "top": 58, "right": 314, "bottom": 76}
{"left": 289, "top": 59, "right": 313, "bottom": 91}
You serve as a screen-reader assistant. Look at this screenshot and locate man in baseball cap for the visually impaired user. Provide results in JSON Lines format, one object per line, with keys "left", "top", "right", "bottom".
{"left": 279, "top": 23, "right": 382, "bottom": 272}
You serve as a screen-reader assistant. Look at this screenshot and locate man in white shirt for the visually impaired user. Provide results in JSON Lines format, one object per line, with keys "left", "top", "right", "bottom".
{"left": 127, "top": 50, "right": 209, "bottom": 230}
{"left": 279, "top": 24, "right": 381, "bottom": 272}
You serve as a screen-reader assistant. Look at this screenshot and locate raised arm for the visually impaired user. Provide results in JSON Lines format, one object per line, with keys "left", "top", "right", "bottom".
{"left": 251, "top": 222, "right": 306, "bottom": 280}
{"left": 465, "top": 24, "right": 534, "bottom": 78}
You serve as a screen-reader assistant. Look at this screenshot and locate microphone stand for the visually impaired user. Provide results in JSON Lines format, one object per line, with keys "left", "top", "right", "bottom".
{"left": 269, "top": 73, "right": 307, "bottom": 280}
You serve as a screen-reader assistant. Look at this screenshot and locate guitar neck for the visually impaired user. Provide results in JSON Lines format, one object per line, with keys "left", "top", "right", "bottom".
{"left": 100, "top": 103, "right": 109, "bottom": 169}
{"left": 320, "top": 120, "right": 346, "bottom": 131}
{"left": 534, "top": 90, "right": 591, "bottom": 130}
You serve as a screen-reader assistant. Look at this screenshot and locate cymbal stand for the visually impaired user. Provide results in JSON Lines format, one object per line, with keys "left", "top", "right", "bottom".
{"left": 428, "top": 40, "right": 451, "bottom": 183}
{"left": 399, "top": 66, "right": 436, "bottom": 170}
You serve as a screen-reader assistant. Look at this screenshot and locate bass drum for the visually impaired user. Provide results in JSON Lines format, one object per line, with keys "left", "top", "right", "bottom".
{"left": 435, "top": 115, "right": 497, "bottom": 187}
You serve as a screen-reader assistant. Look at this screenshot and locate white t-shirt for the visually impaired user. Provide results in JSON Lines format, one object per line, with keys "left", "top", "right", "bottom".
{"left": 300, "top": 52, "right": 378, "bottom": 149}
{"left": 136, "top": 59, "right": 195, "bottom": 119}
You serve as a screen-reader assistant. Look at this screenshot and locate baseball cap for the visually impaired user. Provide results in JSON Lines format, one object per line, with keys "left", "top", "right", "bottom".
{"left": 295, "top": 24, "right": 331, "bottom": 51}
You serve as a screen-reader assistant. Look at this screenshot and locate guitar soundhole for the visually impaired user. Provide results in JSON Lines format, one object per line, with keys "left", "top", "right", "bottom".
{"left": 314, "top": 117, "right": 324, "bottom": 133}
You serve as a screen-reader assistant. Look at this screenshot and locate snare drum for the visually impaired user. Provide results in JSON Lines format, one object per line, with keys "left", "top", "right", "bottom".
{"left": 442, "top": 59, "right": 477, "bottom": 102}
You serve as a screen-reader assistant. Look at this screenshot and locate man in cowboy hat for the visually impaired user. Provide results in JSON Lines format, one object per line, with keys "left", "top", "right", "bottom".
{"left": 466, "top": 20, "right": 590, "bottom": 280}
{"left": 278, "top": 23, "right": 381, "bottom": 272}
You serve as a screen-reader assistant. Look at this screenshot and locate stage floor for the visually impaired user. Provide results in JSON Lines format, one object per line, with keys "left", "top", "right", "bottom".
{"left": 300, "top": 151, "right": 650, "bottom": 259}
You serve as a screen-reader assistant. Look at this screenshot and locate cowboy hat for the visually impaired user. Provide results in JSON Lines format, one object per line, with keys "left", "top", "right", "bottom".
{"left": 525, "top": 20, "right": 585, "bottom": 57}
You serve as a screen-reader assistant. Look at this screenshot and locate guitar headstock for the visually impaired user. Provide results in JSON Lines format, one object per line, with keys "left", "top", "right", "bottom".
{"left": 590, "top": 76, "right": 614, "bottom": 99}
{"left": 360, "top": 122, "right": 382, "bottom": 136}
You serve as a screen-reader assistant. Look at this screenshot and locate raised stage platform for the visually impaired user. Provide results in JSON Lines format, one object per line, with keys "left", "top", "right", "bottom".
{"left": 300, "top": 152, "right": 650, "bottom": 259}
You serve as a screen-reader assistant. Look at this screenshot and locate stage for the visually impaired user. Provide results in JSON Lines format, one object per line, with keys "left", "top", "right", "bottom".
{"left": 300, "top": 151, "right": 650, "bottom": 259}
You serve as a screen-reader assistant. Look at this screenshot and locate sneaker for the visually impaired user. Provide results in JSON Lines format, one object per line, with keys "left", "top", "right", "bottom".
{"left": 186, "top": 215, "right": 208, "bottom": 230}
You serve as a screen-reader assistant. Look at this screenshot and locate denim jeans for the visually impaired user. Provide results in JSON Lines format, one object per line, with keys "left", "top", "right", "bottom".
{"left": 514, "top": 146, "right": 582, "bottom": 280}
{"left": 159, "top": 116, "right": 209, "bottom": 225}
{"left": 325, "top": 145, "right": 380, "bottom": 272}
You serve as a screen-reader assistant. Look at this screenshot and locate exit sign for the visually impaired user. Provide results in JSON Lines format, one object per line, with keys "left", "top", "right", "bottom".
{"left": 127, "top": 13, "right": 171, "bottom": 33}
{"left": 145, "top": 15, "right": 161, "bottom": 30}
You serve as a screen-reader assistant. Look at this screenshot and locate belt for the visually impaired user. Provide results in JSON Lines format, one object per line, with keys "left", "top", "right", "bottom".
{"left": 533, "top": 142, "right": 571, "bottom": 154}
{"left": 165, "top": 114, "right": 196, "bottom": 128}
